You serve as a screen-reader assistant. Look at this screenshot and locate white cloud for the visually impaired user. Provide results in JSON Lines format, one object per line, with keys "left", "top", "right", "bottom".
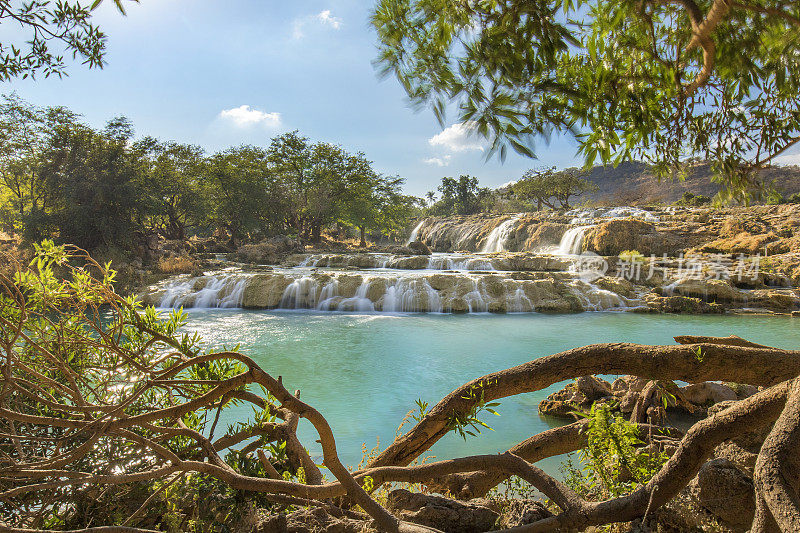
{"left": 292, "top": 10, "right": 342, "bottom": 39}
{"left": 423, "top": 155, "right": 451, "bottom": 167}
{"left": 218, "top": 105, "right": 282, "bottom": 129}
{"left": 500, "top": 180, "right": 518, "bottom": 188}
{"left": 316, "top": 10, "right": 342, "bottom": 29}
{"left": 428, "top": 122, "right": 484, "bottom": 152}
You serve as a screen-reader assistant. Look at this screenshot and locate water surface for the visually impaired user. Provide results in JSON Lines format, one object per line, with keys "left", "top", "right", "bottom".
{"left": 181, "top": 311, "right": 800, "bottom": 472}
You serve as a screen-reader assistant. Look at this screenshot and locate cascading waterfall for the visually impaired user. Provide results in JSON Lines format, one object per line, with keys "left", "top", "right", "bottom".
{"left": 565, "top": 206, "right": 659, "bottom": 224}
{"left": 481, "top": 215, "right": 522, "bottom": 253}
{"left": 406, "top": 220, "right": 425, "bottom": 245}
{"left": 159, "top": 274, "right": 248, "bottom": 309}
{"left": 383, "top": 278, "right": 442, "bottom": 313}
{"left": 462, "top": 278, "right": 489, "bottom": 312}
{"left": 506, "top": 286, "right": 534, "bottom": 313}
{"left": 316, "top": 279, "right": 340, "bottom": 310}
{"left": 148, "top": 268, "right": 641, "bottom": 314}
{"left": 279, "top": 277, "right": 319, "bottom": 309}
{"left": 557, "top": 226, "right": 593, "bottom": 255}
{"left": 568, "top": 279, "right": 629, "bottom": 311}
{"left": 427, "top": 254, "right": 495, "bottom": 271}
{"left": 338, "top": 279, "right": 376, "bottom": 312}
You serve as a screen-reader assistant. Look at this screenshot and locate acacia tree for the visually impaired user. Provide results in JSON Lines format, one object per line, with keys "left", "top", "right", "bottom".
{"left": 0, "top": 94, "right": 78, "bottom": 223}
{"left": 134, "top": 138, "right": 207, "bottom": 240}
{"left": 341, "top": 175, "right": 414, "bottom": 246}
{"left": 431, "top": 175, "right": 490, "bottom": 216}
{"left": 269, "top": 131, "right": 390, "bottom": 243}
{"left": 373, "top": 0, "right": 800, "bottom": 202}
{"left": 513, "top": 167, "right": 597, "bottom": 210}
{"left": 36, "top": 117, "right": 143, "bottom": 250}
{"left": 203, "top": 146, "right": 285, "bottom": 245}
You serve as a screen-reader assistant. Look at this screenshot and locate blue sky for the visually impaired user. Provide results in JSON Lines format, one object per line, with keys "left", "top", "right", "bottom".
{"left": 5, "top": 0, "right": 586, "bottom": 197}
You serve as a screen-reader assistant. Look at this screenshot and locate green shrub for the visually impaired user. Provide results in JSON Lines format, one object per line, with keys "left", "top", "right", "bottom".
{"left": 562, "top": 403, "right": 667, "bottom": 501}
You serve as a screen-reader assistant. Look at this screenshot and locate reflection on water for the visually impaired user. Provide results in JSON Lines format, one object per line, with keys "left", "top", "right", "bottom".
{"left": 179, "top": 310, "right": 800, "bottom": 473}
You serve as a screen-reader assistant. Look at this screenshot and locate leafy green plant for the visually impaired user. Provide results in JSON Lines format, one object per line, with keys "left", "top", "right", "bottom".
{"left": 563, "top": 403, "right": 667, "bottom": 500}
{"left": 694, "top": 346, "right": 705, "bottom": 363}
{"left": 446, "top": 380, "right": 501, "bottom": 440}
{"left": 618, "top": 250, "right": 645, "bottom": 263}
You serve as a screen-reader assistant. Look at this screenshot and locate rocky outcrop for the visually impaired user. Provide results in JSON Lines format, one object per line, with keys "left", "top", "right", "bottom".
{"left": 538, "top": 376, "right": 614, "bottom": 418}
{"left": 386, "top": 489, "right": 498, "bottom": 533}
{"left": 520, "top": 221, "right": 568, "bottom": 251}
{"left": 407, "top": 240, "right": 432, "bottom": 255}
{"left": 588, "top": 218, "right": 680, "bottom": 256}
{"left": 234, "top": 237, "right": 302, "bottom": 264}
{"left": 664, "top": 278, "right": 745, "bottom": 302}
{"left": 640, "top": 293, "right": 725, "bottom": 314}
{"left": 540, "top": 375, "right": 739, "bottom": 419}
{"left": 697, "top": 458, "right": 756, "bottom": 530}
{"left": 680, "top": 382, "right": 738, "bottom": 405}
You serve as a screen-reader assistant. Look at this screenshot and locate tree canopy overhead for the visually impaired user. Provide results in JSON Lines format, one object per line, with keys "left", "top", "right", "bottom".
{"left": 0, "top": 0, "right": 137, "bottom": 81}
{"left": 372, "top": 0, "right": 800, "bottom": 202}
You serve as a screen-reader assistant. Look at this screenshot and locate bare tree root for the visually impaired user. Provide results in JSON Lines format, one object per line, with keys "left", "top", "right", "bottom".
{"left": 425, "top": 421, "right": 681, "bottom": 500}
{"left": 753, "top": 378, "right": 800, "bottom": 532}
{"left": 369, "top": 339, "right": 800, "bottom": 468}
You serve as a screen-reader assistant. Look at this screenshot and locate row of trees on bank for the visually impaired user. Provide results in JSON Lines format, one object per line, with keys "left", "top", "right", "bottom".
{"left": 424, "top": 169, "right": 597, "bottom": 216}
{"left": 0, "top": 94, "right": 418, "bottom": 250}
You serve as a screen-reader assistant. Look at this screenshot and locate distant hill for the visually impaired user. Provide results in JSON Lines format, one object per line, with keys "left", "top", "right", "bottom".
{"left": 579, "top": 161, "right": 800, "bottom": 204}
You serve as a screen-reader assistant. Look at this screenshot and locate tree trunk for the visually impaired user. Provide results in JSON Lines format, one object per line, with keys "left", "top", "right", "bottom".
{"left": 359, "top": 226, "right": 366, "bottom": 247}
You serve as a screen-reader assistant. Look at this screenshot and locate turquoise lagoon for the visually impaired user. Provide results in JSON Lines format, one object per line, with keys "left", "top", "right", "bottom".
{"left": 179, "top": 310, "right": 800, "bottom": 474}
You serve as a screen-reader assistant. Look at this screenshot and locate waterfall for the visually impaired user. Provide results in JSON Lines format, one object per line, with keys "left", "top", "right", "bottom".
{"left": 406, "top": 220, "right": 425, "bottom": 245}
{"left": 159, "top": 274, "right": 248, "bottom": 309}
{"left": 279, "top": 277, "right": 319, "bottom": 309}
{"left": 427, "top": 253, "right": 495, "bottom": 271}
{"left": 338, "top": 279, "right": 376, "bottom": 312}
{"left": 564, "top": 206, "right": 659, "bottom": 224}
{"left": 507, "top": 286, "right": 534, "bottom": 313}
{"left": 557, "top": 226, "right": 592, "bottom": 255}
{"left": 147, "top": 261, "right": 634, "bottom": 315}
{"left": 462, "top": 278, "right": 489, "bottom": 312}
{"left": 568, "top": 279, "right": 630, "bottom": 311}
{"left": 481, "top": 215, "right": 521, "bottom": 253}
{"left": 383, "top": 278, "right": 442, "bottom": 313}
{"left": 316, "top": 279, "right": 340, "bottom": 310}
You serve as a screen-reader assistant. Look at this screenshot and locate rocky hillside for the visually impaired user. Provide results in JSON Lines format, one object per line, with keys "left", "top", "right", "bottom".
{"left": 413, "top": 204, "right": 800, "bottom": 260}
{"left": 577, "top": 161, "right": 800, "bottom": 204}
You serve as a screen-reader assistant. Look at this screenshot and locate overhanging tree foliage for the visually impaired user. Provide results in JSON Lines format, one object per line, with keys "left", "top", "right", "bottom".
{"left": 0, "top": 0, "right": 138, "bottom": 81}
{"left": 372, "top": 0, "right": 800, "bottom": 202}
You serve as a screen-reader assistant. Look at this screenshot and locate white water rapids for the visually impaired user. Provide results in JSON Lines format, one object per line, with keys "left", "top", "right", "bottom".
{"left": 145, "top": 208, "right": 667, "bottom": 314}
{"left": 481, "top": 215, "right": 522, "bottom": 253}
